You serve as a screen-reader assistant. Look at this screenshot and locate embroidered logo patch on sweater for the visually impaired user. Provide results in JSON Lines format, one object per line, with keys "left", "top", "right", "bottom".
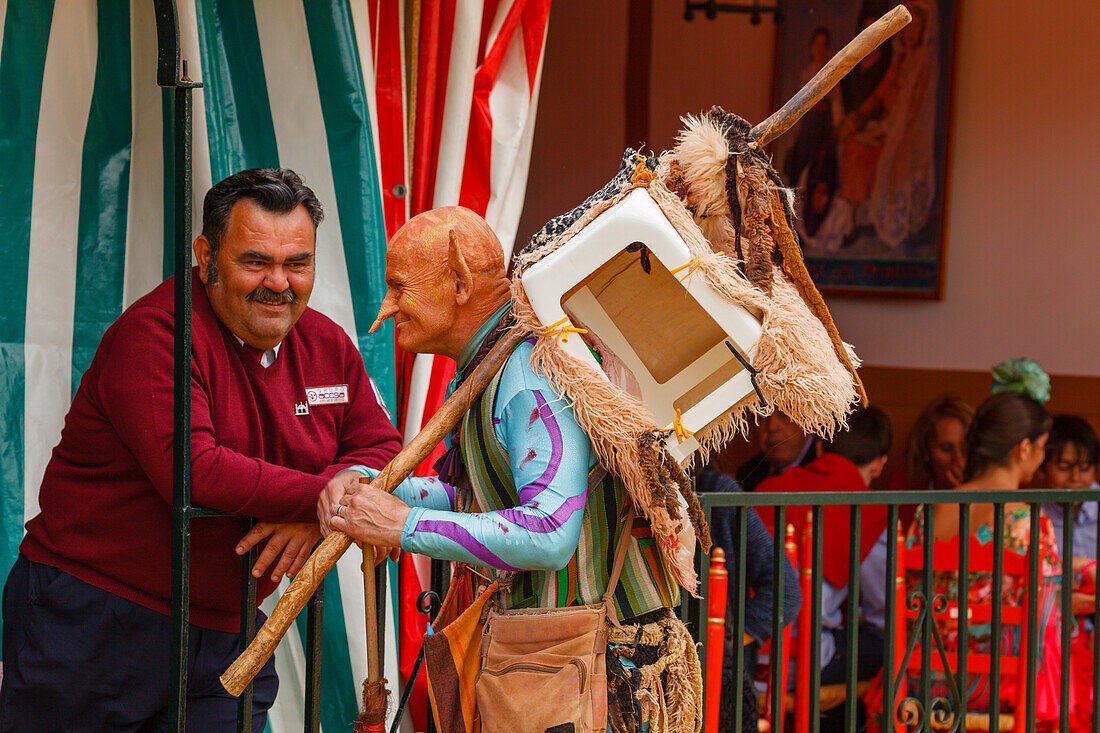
{"left": 306, "top": 385, "right": 349, "bottom": 406}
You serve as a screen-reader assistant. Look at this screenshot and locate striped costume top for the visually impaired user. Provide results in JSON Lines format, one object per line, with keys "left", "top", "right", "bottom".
{"left": 350, "top": 305, "right": 677, "bottom": 621}
{"left": 460, "top": 354, "right": 679, "bottom": 621}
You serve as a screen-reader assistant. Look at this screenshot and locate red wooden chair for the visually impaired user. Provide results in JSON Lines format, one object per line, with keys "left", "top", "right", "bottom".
{"left": 793, "top": 512, "right": 814, "bottom": 733}
{"left": 894, "top": 530, "right": 1031, "bottom": 731}
{"left": 706, "top": 546, "right": 729, "bottom": 733}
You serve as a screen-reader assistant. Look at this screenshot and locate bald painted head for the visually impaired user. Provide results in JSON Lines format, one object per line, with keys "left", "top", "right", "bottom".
{"left": 371, "top": 206, "right": 511, "bottom": 359}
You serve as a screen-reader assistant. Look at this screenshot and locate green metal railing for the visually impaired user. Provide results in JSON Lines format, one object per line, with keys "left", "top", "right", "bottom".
{"left": 154, "top": 3, "right": 327, "bottom": 730}
{"left": 154, "top": 2, "right": 199, "bottom": 727}
{"left": 692, "top": 488, "right": 1100, "bottom": 733}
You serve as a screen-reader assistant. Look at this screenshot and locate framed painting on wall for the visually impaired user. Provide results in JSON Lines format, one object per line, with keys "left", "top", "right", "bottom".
{"left": 772, "top": 0, "right": 958, "bottom": 298}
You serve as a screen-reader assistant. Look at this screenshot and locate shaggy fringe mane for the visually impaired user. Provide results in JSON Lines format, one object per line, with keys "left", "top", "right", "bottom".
{"left": 508, "top": 111, "right": 864, "bottom": 595}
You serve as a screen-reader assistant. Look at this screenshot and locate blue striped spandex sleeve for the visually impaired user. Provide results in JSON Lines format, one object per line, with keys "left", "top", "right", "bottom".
{"left": 381, "top": 346, "right": 593, "bottom": 571}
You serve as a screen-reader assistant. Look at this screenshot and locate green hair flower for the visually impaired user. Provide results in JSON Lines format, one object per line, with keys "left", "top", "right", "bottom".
{"left": 990, "top": 358, "right": 1050, "bottom": 404}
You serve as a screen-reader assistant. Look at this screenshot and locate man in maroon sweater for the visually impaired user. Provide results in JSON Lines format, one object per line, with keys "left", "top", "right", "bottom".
{"left": 1, "top": 169, "right": 402, "bottom": 731}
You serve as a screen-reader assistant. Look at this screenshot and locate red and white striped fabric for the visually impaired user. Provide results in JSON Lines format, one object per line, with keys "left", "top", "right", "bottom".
{"left": 405, "top": 0, "right": 550, "bottom": 474}
{"left": 359, "top": 2, "right": 551, "bottom": 728}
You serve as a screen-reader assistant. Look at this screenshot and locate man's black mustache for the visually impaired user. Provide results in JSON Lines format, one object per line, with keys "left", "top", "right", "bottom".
{"left": 246, "top": 286, "right": 298, "bottom": 305}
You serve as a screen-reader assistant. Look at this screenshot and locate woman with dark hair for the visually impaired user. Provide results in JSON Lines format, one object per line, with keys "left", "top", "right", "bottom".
{"left": 905, "top": 391, "right": 1065, "bottom": 727}
{"left": 906, "top": 394, "right": 974, "bottom": 491}
{"left": 925, "top": 390, "right": 1051, "bottom": 529}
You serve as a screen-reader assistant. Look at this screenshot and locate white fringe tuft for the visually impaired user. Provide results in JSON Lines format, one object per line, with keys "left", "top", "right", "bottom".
{"left": 671, "top": 114, "right": 731, "bottom": 218}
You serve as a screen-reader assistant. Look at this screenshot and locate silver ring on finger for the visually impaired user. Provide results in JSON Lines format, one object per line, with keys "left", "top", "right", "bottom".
{"left": 335, "top": 505, "right": 344, "bottom": 518}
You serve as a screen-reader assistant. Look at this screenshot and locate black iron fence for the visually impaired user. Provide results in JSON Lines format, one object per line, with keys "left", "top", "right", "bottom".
{"left": 216, "top": 490, "right": 1099, "bottom": 733}
{"left": 689, "top": 488, "right": 1100, "bottom": 733}
{"left": 155, "top": 3, "right": 331, "bottom": 729}
{"left": 203, "top": 489, "right": 1096, "bottom": 733}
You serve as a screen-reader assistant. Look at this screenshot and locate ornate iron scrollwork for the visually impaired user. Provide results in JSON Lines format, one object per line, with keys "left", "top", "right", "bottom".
{"left": 893, "top": 590, "right": 964, "bottom": 732}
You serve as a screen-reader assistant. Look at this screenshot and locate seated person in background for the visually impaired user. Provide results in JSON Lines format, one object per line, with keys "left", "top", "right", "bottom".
{"left": 697, "top": 470, "right": 802, "bottom": 733}
{"left": 1035, "top": 414, "right": 1099, "bottom": 731}
{"left": 1037, "top": 415, "right": 1100, "bottom": 575}
{"left": 908, "top": 391, "right": 1063, "bottom": 726}
{"left": 886, "top": 394, "right": 973, "bottom": 526}
{"left": 735, "top": 411, "right": 817, "bottom": 491}
{"left": 754, "top": 406, "right": 892, "bottom": 699}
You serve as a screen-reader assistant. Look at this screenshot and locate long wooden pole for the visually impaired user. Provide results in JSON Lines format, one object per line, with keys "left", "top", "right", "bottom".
{"left": 355, "top": 548, "right": 387, "bottom": 732}
{"left": 365, "top": 551, "right": 380, "bottom": 687}
{"left": 751, "top": 4, "right": 911, "bottom": 146}
{"left": 221, "top": 327, "right": 526, "bottom": 697}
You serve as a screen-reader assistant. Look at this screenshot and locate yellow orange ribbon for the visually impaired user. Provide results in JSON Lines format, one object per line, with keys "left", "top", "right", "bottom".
{"left": 672, "top": 408, "right": 694, "bottom": 445}
{"left": 669, "top": 257, "right": 703, "bottom": 283}
{"left": 541, "top": 316, "right": 588, "bottom": 344}
{"left": 630, "top": 151, "right": 654, "bottom": 187}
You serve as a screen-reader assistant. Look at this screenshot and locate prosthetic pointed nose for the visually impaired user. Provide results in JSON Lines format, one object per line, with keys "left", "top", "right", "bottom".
{"left": 368, "top": 296, "right": 399, "bottom": 334}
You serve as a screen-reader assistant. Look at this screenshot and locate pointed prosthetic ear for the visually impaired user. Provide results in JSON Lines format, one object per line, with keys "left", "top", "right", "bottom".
{"left": 448, "top": 230, "right": 474, "bottom": 307}
{"left": 369, "top": 291, "right": 399, "bottom": 334}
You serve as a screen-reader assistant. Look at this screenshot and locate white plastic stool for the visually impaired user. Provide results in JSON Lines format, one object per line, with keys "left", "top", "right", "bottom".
{"left": 521, "top": 188, "right": 763, "bottom": 463}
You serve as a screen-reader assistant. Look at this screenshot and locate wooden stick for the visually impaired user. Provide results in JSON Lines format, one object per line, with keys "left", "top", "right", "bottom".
{"left": 365, "top": 549, "right": 380, "bottom": 685}
{"left": 220, "top": 327, "right": 526, "bottom": 697}
{"left": 751, "top": 5, "right": 911, "bottom": 146}
{"left": 355, "top": 548, "right": 388, "bottom": 732}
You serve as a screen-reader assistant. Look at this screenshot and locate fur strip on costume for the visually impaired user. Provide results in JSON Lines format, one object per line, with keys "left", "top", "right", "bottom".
{"left": 645, "top": 178, "right": 861, "bottom": 447}
{"left": 608, "top": 612, "right": 703, "bottom": 733}
{"left": 510, "top": 284, "right": 705, "bottom": 595}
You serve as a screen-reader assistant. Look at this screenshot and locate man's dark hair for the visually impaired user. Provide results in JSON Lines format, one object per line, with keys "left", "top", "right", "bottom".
{"left": 201, "top": 168, "right": 324, "bottom": 281}
{"left": 824, "top": 405, "right": 892, "bottom": 467}
{"left": 1043, "top": 414, "right": 1100, "bottom": 467}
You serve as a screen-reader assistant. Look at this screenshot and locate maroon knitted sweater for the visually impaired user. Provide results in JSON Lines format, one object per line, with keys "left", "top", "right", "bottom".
{"left": 22, "top": 269, "right": 402, "bottom": 631}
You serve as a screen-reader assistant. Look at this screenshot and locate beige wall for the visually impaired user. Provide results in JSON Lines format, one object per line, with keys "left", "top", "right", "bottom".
{"left": 647, "top": 6, "right": 778, "bottom": 153}
{"left": 521, "top": 1, "right": 1100, "bottom": 378}
{"left": 518, "top": 0, "right": 630, "bottom": 246}
{"left": 828, "top": 1, "right": 1100, "bottom": 377}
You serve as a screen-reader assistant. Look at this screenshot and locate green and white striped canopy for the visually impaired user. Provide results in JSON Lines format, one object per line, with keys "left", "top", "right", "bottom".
{"left": 0, "top": 1, "right": 403, "bottom": 728}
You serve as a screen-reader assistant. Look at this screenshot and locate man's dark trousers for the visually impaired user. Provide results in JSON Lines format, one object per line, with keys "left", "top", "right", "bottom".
{"left": 0, "top": 555, "right": 278, "bottom": 732}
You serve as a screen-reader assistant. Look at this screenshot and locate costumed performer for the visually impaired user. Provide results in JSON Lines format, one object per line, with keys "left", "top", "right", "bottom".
{"left": 0, "top": 169, "right": 403, "bottom": 732}
{"left": 325, "top": 206, "right": 697, "bottom": 733}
